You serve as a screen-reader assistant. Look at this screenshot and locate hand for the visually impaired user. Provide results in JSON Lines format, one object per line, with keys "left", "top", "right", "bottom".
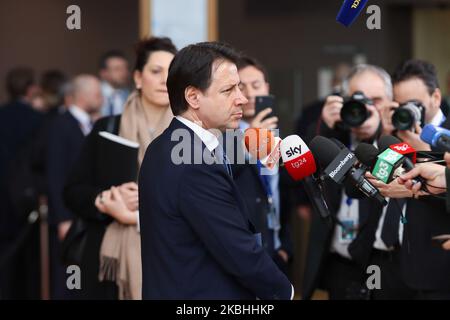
{"left": 366, "top": 172, "right": 413, "bottom": 198}
{"left": 118, "top": 182, "right": 139, "bottom": 211}
{"left": 96, "top": 187, "right": 137, "bottom": 225}
{"left": 445, "top": 152, "right": 450, "bottom": 168}
{"left": 95, "top": 190, "right": 111, "bottom": 213}
{"left": 57, "top": 220, "right": 72, "bottom": 241}
{"left": 443, "top": 240, "right": 450, "bottom": 250}
{"left": 249, "top": 108, "right": 278, "bottom": 129}
{"left": 351, "top": 104, "right": 381, "bottom": 141}
{"left": 321, "top": 95, "right": 343, "bottom": 129}
{"left": 277, "top": 249, "right": 289, "bottom": 263}
{"left": 396, "top": 123, "right": 431, "bottom": 151}
{"left": 379, "top": 101, "right": 398, "bottom": 136}
{"left": 397, "top": 162, "right": 446, "bottom": 196}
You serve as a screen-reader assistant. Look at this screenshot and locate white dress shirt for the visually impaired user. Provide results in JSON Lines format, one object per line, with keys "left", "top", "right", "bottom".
{"left": 176, "top": 116, "right": 219, "bottom": 152}
{"left": 68, "top": 105, "right": 92, "bottom": 136}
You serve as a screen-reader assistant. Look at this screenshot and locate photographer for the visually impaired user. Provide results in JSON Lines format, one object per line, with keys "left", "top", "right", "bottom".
{"left": 368, "top": 60, "right": 450, "bottom": 299}
{"left": 381, "top": 60, "right": 446, "bottom": 149}
{"left": 303, "top": 64, "right": 407, "bottom": 300}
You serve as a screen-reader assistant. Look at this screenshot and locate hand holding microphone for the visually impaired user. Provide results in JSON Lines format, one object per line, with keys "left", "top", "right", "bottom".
{"left": 397, "top": 163, "right": 447, "bottom": 196}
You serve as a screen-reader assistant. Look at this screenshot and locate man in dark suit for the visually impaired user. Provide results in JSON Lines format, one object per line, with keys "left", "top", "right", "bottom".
{"left": 233, "top": 56, "right": 293, "bottom": 275}
{"left": 368, "top": 60, "right": 450, "bottom": 299}
{"left": 139, "top": 42, "right": 293, "bottom": 299}
{"left": 46, "top": 75, "right": 102, "bottom": 299}
{"left": 0, "top": 67, "right": 43, "bottom": 299}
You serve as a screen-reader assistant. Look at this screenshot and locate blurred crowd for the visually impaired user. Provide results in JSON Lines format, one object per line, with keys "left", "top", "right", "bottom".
{"left": 1, "top": 34, "right": 450, "bottom": 300}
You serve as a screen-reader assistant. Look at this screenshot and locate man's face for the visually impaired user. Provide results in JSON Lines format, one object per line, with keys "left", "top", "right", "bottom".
{"left": 103, "top": 57, "right": 130, "bottom": 88}
{"left": 197, "top": 60, "right": 248, "bottom": 131}
{"left": 84, "top": 79, "right": 104, "bottom": 113}
{"left": 348, "top": 71, "right": 387, "bottom": 140}
{"left": 238, "top": 66, "right": 269, "bottom": 120}
{"left": 393, "top": 77, "right": 441, "bottom": 124}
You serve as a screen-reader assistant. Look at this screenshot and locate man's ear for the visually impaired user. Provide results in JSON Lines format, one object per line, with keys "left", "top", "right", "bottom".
{"left": 185, "top": 86, "right": 201, "bottom": 110}
{"left": 265, "top": 82, "right": 270, "bottom": 93}
{"left": 431, "top": 88, "right": 442, "bottom": 110}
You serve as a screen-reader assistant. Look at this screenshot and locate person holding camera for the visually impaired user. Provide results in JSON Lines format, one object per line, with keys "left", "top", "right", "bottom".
{"left": 303, "top": 64, "right": 409, "bottom": 300}
{"left": 367, "top": 60, "right": 450, "bottom": 299}
{"left": 380, "top": 60, "right": 447, "bottom": 149}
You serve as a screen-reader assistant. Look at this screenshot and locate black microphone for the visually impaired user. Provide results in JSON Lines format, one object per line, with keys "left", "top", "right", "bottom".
{"left": 310, "top": 136, "right": 387, "bottom": 206}
{"left": 330, "top": 138, "right": 367, "bottom": 199}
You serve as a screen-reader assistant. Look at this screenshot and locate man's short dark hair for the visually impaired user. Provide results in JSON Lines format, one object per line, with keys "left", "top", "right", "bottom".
{"left": 6, "top": 67, "right": 35, "bottom": 101}
{"left": 236, "top": 55, "right": 269, "bottom": 83}
{"left": 167, "top": 42, "right": 241, "bottom": 116}
{"left": 392, "top": 59, "right": 439, "bottom": 95}
{"left": 99, "top": 50, "right": 128, "bottom": 70}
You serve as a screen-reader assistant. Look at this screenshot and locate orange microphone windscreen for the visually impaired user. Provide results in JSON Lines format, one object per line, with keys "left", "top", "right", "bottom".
{"left": 244, "top": 128, "right": 274, "bottom": 160}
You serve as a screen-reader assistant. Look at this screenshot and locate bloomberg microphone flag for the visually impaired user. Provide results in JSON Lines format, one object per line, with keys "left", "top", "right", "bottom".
{"left": 336, "top": 0, "right": 369, "bottom": 27}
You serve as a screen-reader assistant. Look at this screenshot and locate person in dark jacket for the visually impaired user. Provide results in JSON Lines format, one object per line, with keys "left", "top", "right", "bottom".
{"left": 64, "top": 37, "right": 177, "bottom": 299}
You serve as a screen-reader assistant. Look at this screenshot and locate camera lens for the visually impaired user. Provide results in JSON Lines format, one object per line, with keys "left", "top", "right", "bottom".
{"left": 341, "top": 100, "right": 369, "bottom": 127}
{"left": 392, "top": 101, "right": 424, "bottom": 131}
{"left": 392, "top": 108, "right": 414, "bottom": 131}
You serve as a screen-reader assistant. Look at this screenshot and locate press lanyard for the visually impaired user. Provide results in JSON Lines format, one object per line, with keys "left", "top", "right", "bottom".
{"left": 257, "top": 161, "right": 280, "bottom": 231}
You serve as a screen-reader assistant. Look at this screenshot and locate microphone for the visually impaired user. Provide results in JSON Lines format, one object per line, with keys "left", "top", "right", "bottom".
{"left": 353, "top": 143, "right": 379, "bottom": 169}
{"left": 309, "top": 136, "right": 387, "bottom": 205}
{"left": 280, "top": 135, "right": 331, "bottom": 220}
{"left": 378, "top": 135, "right": 417, "bottom": 172}
{"left": 336, "top": 0, "right": 370, "bottom": 27}
{"left": 244, "top": 128, "right": 281, "bottom": 169}
{"left": 421, "top": 124, "right": 450, "bottom": 153}
{"left": 280, "top": 135, "right": 316, "bottom": 180}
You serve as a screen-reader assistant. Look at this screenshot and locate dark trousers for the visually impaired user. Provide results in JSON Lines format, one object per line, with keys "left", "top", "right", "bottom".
{"left": 49, "top": 227, "right": 79, "bottom": 300}
{"left": 0, "top": 224, "right": 41, "bottom": 299}
{"left": 367, "top": 248, "right": 450, "bottom": 300}
{"left": 322, "top": 253, "right": 368, "bottom": 300}
{"left": 369, "top": 248, "right": 415, "bottom": 300}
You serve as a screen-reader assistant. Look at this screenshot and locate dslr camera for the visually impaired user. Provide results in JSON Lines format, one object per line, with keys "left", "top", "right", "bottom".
{"left": 391, "top": 100, "right": 426, "bottom": 131}
{"left": 340, "top": 91, "right": 374, "bottom": 128}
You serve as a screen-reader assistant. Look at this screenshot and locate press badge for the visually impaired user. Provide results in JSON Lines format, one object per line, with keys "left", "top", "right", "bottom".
{"left": 339, "top": 219, "right": 357, "bottom": 244}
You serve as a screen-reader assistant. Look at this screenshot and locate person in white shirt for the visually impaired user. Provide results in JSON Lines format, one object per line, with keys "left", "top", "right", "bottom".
{"left": 98, "top": 51, "right": 131, "bottom": 116}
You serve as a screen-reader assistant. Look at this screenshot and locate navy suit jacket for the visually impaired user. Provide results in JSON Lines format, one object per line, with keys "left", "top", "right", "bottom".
{"left": 47, "top": 111, "right": 85, "bottom": 225}
{"left": 139, "top": 118, "right": 292, "bottom": 300}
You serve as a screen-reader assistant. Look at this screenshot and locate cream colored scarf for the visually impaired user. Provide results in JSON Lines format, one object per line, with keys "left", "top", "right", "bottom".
{"left": 99, "top": 90, "right": 173, "bottom": 300}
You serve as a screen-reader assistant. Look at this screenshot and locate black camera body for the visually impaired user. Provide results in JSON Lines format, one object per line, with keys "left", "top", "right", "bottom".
{"left": 392, "top": 100, "right": 426, "bottom": 131}
{"left": 340, "top": 91, "right": 374, "bottom": 128}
